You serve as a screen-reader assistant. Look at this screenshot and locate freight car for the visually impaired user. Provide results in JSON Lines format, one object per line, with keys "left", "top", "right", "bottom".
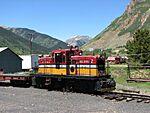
{"left": 32, "top": 47, "right": 116, "bottom": 92}
{"left": 0, "top": 74, "right": 31, "bottom": 87}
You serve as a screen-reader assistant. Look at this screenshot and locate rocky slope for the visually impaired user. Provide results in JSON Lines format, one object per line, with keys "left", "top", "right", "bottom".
{"left": 83, "top": 0, "right": 150, "bottom": 50}
{"left": 66, "top": 35, "right": 91, "bottom": 47}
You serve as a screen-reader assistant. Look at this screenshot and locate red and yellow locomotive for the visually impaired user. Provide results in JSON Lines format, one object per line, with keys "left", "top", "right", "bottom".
{"left": 34, "top": 47, "right": 116, "bottom": 92}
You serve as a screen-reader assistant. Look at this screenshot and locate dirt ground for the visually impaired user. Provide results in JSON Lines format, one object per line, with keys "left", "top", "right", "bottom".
{"left": 0, "top": 86, "right": 150, "bottom": 113}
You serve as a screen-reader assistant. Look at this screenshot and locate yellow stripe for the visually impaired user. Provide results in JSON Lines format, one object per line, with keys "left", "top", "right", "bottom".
{"left": 38, "top": 68, "right": 66, "bottom": 75}
{"left": 76, "top": 68, "right": 98, "bottom": 76}
{"left": 38, "top": 67, "right": 99, "bottom": 77}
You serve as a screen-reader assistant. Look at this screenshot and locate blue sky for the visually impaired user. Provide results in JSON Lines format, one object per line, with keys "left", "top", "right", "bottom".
{"left": 0, "top": 0, "right": 130, "bottom": 41}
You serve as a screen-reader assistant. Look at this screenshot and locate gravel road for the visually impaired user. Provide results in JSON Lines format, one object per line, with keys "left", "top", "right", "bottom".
{"left": 0, "top": 86, "right": 149, "bottom": 113}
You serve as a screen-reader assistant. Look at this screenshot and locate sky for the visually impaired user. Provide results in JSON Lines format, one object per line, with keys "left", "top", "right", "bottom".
{"left": 0, "top": 0, "right": 130, "bottom": 41}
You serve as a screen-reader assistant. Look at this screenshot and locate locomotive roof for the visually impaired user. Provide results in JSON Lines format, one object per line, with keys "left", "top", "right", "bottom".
{"left": 52, "top": 48, "right": 80, "bottom": 53}
{"left": 71, "top": 55, "right": 97, "bottom": 60}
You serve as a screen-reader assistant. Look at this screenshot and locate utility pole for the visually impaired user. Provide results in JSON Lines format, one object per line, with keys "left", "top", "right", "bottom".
{"left": 28, "top": 34, "right": 33, "bottom": 55}
{"left": 28, "top": 33, "right": 34, "bottom": 70}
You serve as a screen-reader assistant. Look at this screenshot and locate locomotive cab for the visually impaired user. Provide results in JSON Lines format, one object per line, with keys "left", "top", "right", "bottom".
{"left": 96, "top": 57, "right": 106, "bottom": 76}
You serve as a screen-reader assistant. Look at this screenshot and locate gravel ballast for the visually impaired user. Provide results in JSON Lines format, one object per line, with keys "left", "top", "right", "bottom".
{"left": 0, "top": 86, "right": 149, "bottom": 113}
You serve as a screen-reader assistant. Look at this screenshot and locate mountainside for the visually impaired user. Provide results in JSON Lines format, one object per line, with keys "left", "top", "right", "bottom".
{"left": 66, "top": 35, "right": 91, "bottom": 47}
{"left": 5, "top": 27, "right": 68, "bottom": 51}
{"left": 0, "top": 27, "right": 50, "bottom": 54}
{"left": 0, "top": 26, "right": 68, "bottom": 54}
{"left": 83, "top": 0, "right": 150, "bottom": 50}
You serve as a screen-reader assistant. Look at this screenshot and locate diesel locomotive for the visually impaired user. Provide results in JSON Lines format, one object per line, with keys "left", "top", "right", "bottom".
{"left": 33, "top": 47, "right": 116, "bottom": 92}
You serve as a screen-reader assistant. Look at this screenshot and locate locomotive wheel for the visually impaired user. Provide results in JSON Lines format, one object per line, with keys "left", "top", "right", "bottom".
{"left": 34, "top": 77, "right": 46, "bottom": 89}
{"left": 65, "top": 81, "right": 74, "bottom": 92}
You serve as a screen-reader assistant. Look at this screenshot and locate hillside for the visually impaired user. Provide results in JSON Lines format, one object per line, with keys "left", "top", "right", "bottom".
{"left": 5, "top": 27, "right": 68, "bottom": 51}
{"left": 0, "top": 26, "right": 68, "bottom": 54}
{"left": 66, "top": 35, "right": 91, "bottom": 47}
{"left": 0, "top": 27, "right": 51, "bottom": 54}
{"left": 83, "top": 0, "right": 150, "bottom": 50}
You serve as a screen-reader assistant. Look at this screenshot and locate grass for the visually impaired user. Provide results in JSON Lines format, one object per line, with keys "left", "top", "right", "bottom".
{"left": 109, "top": 65, "right": 150, "bottom": 93}
{"left": 143, "top": 16, "right": 150, "bottom": 28}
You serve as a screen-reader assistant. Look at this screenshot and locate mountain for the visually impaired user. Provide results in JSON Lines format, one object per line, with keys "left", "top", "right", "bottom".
{"left": 0, "top": 26, "right": 68, "bottom": 54}
{"left": 83, "top": 0, "right": 150, "bottom": 50}
{"left": 0, "top": 27, "right": 50, "bottom": 54}
{"left": 4, "top": 27, "right": 68, "bottom": 51}
{"left": 66, "top": 35, "right": 91, "bottom": 47}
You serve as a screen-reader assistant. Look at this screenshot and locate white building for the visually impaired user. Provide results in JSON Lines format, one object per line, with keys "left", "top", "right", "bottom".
{"left": 20, "top": 55, "right": 38, "bottom": 70}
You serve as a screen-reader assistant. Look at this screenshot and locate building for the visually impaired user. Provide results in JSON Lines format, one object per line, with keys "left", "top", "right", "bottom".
{"left": 107, "top": 56, "right": 128, "bottom": 64}
{"left": 0, "top": 47, "right": 22, "bottom": 73}
{"left": 107, "top": 56, "right": 121, "bottom": 64}
{"left": 20, "top": 55, "right": 39, "bottom": 71}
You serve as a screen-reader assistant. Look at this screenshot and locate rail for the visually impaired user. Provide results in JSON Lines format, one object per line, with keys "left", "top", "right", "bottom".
{"left": 102, "top": 91, "right": 150, "bottom": 103}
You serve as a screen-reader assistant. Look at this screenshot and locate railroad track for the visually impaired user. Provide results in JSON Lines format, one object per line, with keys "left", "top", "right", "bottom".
{"left": 102, "top": 92, "right": 150, "bottom": 103}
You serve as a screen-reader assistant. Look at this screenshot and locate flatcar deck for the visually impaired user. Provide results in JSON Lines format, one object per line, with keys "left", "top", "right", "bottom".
{"left": 0, "top": 74, "right": 31, "bottom": 81}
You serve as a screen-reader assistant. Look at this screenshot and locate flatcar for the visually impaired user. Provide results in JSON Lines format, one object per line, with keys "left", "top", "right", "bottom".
{"left": 33, "top": 47, "right": 116, "bottom": 92}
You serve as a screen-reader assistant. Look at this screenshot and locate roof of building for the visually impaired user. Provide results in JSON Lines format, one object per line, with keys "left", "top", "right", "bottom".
{"left": 0, "top": 47, "right": 8, "bottom": 52}
{"left": 107, "top": 56, "right": 116, "bottom": 61}
{"left": 0, "top": 47, "right": 22, "bottom": 60}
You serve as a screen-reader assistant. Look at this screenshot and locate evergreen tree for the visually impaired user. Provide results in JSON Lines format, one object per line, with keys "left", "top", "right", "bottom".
{"left": 126, "top": 29, "right": 150, "bottom": 64}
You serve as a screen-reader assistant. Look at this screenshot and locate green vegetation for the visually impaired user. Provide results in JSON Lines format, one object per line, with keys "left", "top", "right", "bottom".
{"left": 126, "top": 29, "right": 150, "bottom": 64}
{"left": 138, "top": 6, "right": 149, "bottom": 13}
{"left": 83, "top": 48, "right": 128, "bottom": 58}
{"left": 112, "top": 14, "right": 128, "bottom": 31}
{"left": 0, "top": 27, "right": 68, "bottom": 55}
{"left": 118, "top": 49, "right": 127, "bottom": 56}
{"left": 118, "top": 16, "right": 141, "bottom": 36}
{"left": 0, "top": 27, "right": 30, "bottom": 54}
{"left": 110, "top": 66, "right": 150, "bottom": 92}
{"left": 83, "top": 48, "right": 116, "bottom": 58}
{"left": 137, "top": 0, "right": 150, "bottom": 7}
{"left": 143, "top": 16, "right": 150, "bottom": 28}
{"left": 107, "top": 17, "right": 121, "bottom": 31}
{"left": 0, "top": 28, "right": 50, "bottom": 54}
{"left": 8, "top": 28, "right": 68, "bottom": 51}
